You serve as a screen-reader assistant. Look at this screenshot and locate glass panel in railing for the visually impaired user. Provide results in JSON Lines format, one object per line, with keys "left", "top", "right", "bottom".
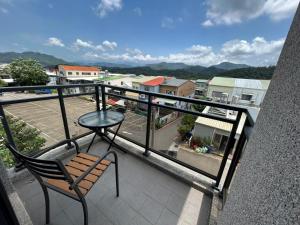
{"left": 0, "top": 97, "right": 65, "bottom": 168}
{"left": 107, "top": 89, "right": 148, "bottom": 146}
{"left": 64, "top": 94, "right": 97, "bottom": 138}
{"left": 150, "top": 104, "right": 241, "bottom": 177}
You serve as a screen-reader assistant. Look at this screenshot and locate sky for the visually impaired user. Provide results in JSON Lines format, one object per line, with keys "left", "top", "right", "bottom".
{"left": 0, "top": 0, "right": 298, "bottom": 66}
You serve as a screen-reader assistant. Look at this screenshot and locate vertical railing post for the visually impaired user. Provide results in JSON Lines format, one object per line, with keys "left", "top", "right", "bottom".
{"left": 95, "top": 85, "right": 100, "bottom": 111}
{"left": 0, "top": 104, "right": 16, "bottom": 149}
{"left": 101, "top": 85, "right": 106, "bottom": 111}
{"left": 215, "top": 111, "right": 242, "bottom": 188}
{"left": 221, "top": 129, "right": 247, "bottom": 199}
{"left": 57, "top": 87, "right": 72, "bottom": 148}
{"left": 144, "top": 94, "right": 152, "bottom": 156}
{"left": 0, "top": 103, "right": 21, "bottom": 168}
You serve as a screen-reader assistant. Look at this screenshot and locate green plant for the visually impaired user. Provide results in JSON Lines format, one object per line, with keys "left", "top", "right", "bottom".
{"left": 177, "top": 114, "right": 197, "bottom": 139}
{"left": 0, "top": 116, "right": 46, "bottom": 167}
{"left": 155, "top": 119, "right": 163, "bottom": 129}
{"left": 9, "top": 58, "right": 49, "bottom": 86}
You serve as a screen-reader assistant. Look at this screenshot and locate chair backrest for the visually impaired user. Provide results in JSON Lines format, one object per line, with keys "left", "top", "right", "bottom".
{"left": 6, "top": 143, "right": 70, "bottom": 181}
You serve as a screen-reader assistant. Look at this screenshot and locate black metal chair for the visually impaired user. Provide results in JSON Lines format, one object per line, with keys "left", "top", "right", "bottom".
{"left": 6, "top": 139, "right": 119, "bottom": 225}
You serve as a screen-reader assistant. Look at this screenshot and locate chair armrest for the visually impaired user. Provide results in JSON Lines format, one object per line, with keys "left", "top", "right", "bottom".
{"left": 69, "top": 151, "right": 118, "bottom": 190}
{"left": 50, "top": 138, "right": 80, "bottom": 154}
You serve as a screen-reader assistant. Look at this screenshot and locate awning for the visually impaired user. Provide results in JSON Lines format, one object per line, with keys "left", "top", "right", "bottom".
{"left": 153, "top": 97, "right": 177, "bottom": 105}
{"left": 66, "top": 77, "right": 98, "bottom": 81}
{"left": 125, "top": 91, "right": 139, "bottom": 99}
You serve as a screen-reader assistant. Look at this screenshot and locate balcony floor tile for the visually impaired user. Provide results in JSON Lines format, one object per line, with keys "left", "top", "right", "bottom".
{"left": 13, "top": 141, "right": 212, "bottom": 225}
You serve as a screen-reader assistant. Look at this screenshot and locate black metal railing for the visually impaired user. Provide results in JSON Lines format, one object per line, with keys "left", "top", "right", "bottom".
{"left": 0, "top": 83, "right": 253, "bottom": 194}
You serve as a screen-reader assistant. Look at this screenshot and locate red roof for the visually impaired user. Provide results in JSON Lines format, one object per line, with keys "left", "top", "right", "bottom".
{"left": 61, "top": 65, "right": 100, "bottom": 72}
{"left": 143, "top": 76, "right": 165, "bottom": 86}
{"left": 107, "top": 99, "right": 117, "bottom": 106}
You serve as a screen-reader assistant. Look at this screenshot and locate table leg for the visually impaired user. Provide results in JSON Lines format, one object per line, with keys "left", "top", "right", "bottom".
{"left": 86, "top": 132, "right": 97, "bottom": 153}
{"left": 105, "top": 121, "right": 124, "bottom": 152}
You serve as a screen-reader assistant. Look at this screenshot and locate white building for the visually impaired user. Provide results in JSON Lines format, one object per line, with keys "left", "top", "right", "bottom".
{"left": 57, "top": 65, "right": 101, "bottom": 93}
{"left": 207, "top": 77, "right": 270, "bottom": 107}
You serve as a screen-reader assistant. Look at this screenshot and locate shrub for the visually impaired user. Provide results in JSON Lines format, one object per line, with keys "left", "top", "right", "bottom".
{"left": 0, "top": 116, "right": 46, "bottom": 167}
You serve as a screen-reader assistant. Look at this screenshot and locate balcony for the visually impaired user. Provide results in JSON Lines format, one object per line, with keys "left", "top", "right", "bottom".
{"left": 0, "top": 83, "right": 253, "bottom": 225}
{"left": 13, "top": 141, "right": 212, "bottom": 225}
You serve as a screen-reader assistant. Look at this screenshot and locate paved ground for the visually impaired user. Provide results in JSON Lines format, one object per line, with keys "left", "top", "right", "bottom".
{"left": 13, "top": 141, "right": 212, "bottom": 225}
{"left": 1, "top": 92, "right": 181, "bottom": 150}
{"left": 1, "top": 93, "right": 149, "bottom": 147}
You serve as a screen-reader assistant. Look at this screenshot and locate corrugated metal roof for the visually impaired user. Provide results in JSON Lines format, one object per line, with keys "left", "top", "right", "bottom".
{"left": 195, "top": 116, "right": 233, "bottom": 132}
{"left": 195, "top": 113, "right": 247, "bottom": 135}
{"left": 209, "top": 77, "right": 270, "bottom": 90}
{"left": 162, "top": 79, "right": 188, "bottom": 87}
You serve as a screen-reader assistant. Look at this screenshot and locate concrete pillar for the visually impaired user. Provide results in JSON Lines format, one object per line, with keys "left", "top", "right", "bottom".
{"left": 218, "top": 5, "right": 300, "bottom": 225}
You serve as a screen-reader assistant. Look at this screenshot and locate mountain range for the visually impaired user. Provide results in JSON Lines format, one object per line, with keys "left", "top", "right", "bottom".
{"left": 0, "top": 51, "right": 274, "bottom": 79}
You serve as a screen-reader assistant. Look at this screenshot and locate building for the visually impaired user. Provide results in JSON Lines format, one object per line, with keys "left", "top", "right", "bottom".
{"left": 45, "top": 68, "right": 59, "bottom": 86}
{"left": 194, "top": 79, "right": 209, "bottom": 97}
{"left": 0, "top": 63, "right": 14, "bottom": 85}
{"left": 158, "top": 78, "right": 196, "bottom": 108}
{"left": 57, "top": 65, "right": 101, "bottom": 93}
{"left": 192, "top": 106, "right": 248, "bottom": 153}
{"left": 207, "top": 77, "right": 270, "bottom": 107}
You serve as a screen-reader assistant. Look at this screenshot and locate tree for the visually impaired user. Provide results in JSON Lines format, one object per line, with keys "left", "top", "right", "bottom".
{"left": 9, "top": 58, "right": 48, "bottom": 86}
{"left": 177, "top": 114, "right": 197, "bottom": 140}
{"left": 0, "top": 116, "right": 46, "bottom": 167}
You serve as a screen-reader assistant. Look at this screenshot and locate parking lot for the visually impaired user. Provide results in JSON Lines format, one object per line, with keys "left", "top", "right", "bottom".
{"left": 1, "top": 93, "right": 148, "bottom": 148}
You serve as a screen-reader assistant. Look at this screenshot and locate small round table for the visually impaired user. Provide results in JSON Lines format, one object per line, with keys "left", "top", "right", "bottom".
{"left": 78, "top": 110, "right": 125, "bottom": 152}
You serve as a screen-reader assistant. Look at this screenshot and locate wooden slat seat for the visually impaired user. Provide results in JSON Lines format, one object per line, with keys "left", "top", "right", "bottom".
{"left": 46, "top": 153, "right": 111, "bottom": 196}
{"left": 6, "top": 139, "right": 119, "bottom": 225}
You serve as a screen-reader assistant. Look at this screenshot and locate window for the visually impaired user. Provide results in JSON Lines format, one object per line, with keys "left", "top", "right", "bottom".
{"left": 108, "top": 82, "right": 111, "bottom": 85}
{"left": 241, "top": 94, "right": 253, "bottom": 101}
{"left": 76, "top": 72, "right": 79, "bottom": 75}
{"left": 68, "top": 72, "right": 72, "bottom": 75}
{"left": 166, "top": 90, "right": 175, "bottom": 95}
{"left": 121, "top": 81, "right": 124, "bottom": 85}
{"left": 82, "top": 72, "right": 91, "bottom": 75}
{"left": 144, "top": 86, "right": 150, "bottom": 91}
{"left": 212, "top": 91, "right": 224, "bottom": 98}
{"left": 94, "top": 72, "right": 96, "bottom": 75}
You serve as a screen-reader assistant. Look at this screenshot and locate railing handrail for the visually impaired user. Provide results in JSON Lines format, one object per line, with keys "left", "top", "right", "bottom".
{"left": 0, "top": 82, "right": 254, "bottom": 193}
{"left": 0, "top": 83, "right": 249, "bottom": 113}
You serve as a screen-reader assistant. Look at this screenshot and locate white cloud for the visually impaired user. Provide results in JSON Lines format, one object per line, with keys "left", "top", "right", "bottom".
{"left": 82, "top": 36, "right": 285, "bottom": 66}
{"left": 73, "top": 39, "right": 93, "bottom": 49}
{"left": 46, "top": 37, "right": 65, "bottom": 47}
{"left": 264, "top": 0, "right": 299, "bottom": 21}
{"left": 94, "top": 0, "right": 122, "bottom": 18}
{"left": 202, "top": 0, "right": 298, "bottom": 26}
{"left": 0, "top": 0, "right": 13, "bottom": 14}
{"left": 202, "top": 19, "right": 213, "bottom": 27}
{"left": 133, "top": 7, "right": 142, "bottom": 16}
{"left": 161, "top": 17, "right": 175, "bottom": 29}
{"left": 0, "top": 7, "right": 8, "bottom": 13}
{"left": 102, "top": 40, "right": 117, "bottom": 50}
{"left": 72, "top": 38, "right": 117, "bottom": 51}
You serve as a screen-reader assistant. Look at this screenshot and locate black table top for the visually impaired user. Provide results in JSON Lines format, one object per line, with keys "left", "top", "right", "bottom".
{"left": 78, "top": 110, "right": 124, "bottom": 129}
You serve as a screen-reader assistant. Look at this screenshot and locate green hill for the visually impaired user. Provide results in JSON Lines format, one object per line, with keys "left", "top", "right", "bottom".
{"left": 0, "top": 51, "right": 67, "bottom": 66}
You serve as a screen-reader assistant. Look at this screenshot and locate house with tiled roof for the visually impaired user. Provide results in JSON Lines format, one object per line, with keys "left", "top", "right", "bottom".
{"left": 57, "top": 65, "right": 101, "bottom": 93}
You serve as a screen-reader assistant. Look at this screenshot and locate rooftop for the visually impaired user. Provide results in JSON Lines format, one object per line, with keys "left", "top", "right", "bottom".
{"left": 161, "top": 78, "right": 188, "bottom": 87}
{"left": 13, "top": 141, "right": 212, "bottom": 225}
{"left": 209, "top": 77, "right": 270, "bottom": 89}
{"left": 60, "top": 65, "right": 100, "bottom": 72}
{"left": 143, "top": 76, "right": 165, "bottom": 86}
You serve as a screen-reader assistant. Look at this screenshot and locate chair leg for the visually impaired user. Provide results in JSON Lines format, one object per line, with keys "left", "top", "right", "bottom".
{"left": 41, "top": 185, "right": 50, "bottom": 224}
{"left": 81, "top": 198, "right": 88, "bottom": 225}
{"left": 115, "top": 157, "right": 119, "bottom": 197}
